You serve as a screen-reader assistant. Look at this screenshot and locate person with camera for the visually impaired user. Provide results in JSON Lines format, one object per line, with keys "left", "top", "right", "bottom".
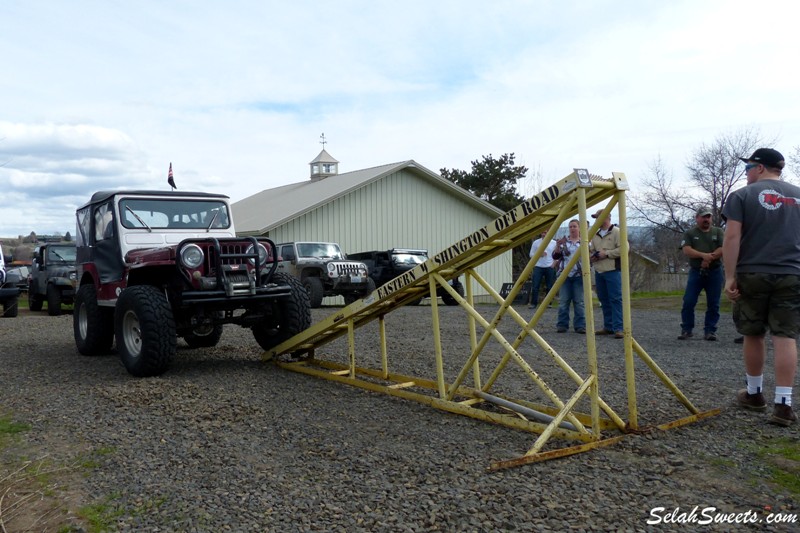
{"left": 552, "top": 219, "right": 586, "bottom": 333}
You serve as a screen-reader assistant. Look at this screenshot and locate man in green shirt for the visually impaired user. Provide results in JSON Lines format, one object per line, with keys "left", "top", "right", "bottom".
{"left": 678, "top": 206, "right": 724, "bottom": 340}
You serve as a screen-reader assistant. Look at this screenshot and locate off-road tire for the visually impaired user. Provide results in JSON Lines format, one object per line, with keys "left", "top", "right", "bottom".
{"left": 74, "top": 284, "right": 114, "bottom": 355}
{"left": 183, "top": 323, "right": 224, "bottom": 348}
{"left": 28, "top": 284, "right": 43, "bottom": 312}
{"left": 303, "top": 276, "right": 324, "bottom": 308}
{"left": 47, "top": 284, "right": 62, "bottom": 316}
{"left": 441, "top": 281, "right": 465, "bottom": 306}
{"left": 2, "top": 297, "right": 18, "bottom": 318}
{"left": 253, "top": 272, "right": 312, "bottom": 352}
{"left": 115, "top": 285, "right": 177, "bottom": 377}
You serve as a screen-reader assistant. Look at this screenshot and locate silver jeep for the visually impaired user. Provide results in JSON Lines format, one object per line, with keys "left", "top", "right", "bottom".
{"left": 276, "top": 241, "right": 374, "bottom": 308}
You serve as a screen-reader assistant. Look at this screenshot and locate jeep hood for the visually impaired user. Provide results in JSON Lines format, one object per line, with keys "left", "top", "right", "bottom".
{"left": 125, "top": 246, "right": 177, "bottom": 265}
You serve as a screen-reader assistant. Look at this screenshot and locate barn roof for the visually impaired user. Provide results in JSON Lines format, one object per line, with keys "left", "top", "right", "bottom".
{"left": 232, "top": 160, "right": 504, "bottom": 235}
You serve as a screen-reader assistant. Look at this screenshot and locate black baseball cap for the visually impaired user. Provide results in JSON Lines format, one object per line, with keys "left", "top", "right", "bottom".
{"left": 739, "top": 148, "right": 785, "bottom": 168}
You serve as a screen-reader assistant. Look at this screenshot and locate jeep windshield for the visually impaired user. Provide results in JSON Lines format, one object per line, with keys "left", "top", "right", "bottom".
{"left": 48, "top": 246, "right": 77, "bottom": 263}
{"left": 296, "top": 243, "right": 344, "bottom": 260}
{"left": 392, "top": 252, "right": 426, "bottom": 266}
{"left": 119, "top": 198, "right": 231, "bottom": 230}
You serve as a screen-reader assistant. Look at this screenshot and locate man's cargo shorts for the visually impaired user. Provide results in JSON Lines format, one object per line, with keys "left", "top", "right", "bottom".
{"left": 733, "top": 272, "right": 800, "bottom": 339}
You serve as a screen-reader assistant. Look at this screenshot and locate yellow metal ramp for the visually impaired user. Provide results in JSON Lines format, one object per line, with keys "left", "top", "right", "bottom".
{"left": 266, "top": 169, "right": 719, "bottom": 469}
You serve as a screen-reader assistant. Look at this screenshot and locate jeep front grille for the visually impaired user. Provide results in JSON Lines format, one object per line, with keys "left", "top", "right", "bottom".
{"left": 205, "top": 243, "right": 250, "bottom": 272}
{"left": 334, "top": 262, "right": 364, "bottom": 276}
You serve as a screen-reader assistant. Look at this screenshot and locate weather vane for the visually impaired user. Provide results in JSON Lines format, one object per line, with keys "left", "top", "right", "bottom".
{"left": 320, "top": 133, "right": 327, "bottom": 149}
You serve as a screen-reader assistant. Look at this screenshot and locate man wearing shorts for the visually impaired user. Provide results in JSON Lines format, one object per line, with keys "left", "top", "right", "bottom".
{"left": 722, "top": 148, "right": 798, "bottom": 426}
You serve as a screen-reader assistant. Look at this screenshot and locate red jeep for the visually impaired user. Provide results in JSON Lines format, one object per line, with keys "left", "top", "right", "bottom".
{"left": 73, "top": 190, "right": 311, "bottom": 376}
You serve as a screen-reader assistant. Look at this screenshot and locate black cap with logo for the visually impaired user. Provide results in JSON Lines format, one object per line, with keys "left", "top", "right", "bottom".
{"left": 739, "top": 148, "right": 785, "bottom": 168}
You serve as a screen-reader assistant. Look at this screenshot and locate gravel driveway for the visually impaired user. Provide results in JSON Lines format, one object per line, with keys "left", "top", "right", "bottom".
{"left": 0, "top": 304, "right": 798, "bottom": 532}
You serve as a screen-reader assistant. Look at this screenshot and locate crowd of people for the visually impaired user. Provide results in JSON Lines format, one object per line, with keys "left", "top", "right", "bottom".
{"left": 524, "top": 148, "right": 796, "bottom": 427}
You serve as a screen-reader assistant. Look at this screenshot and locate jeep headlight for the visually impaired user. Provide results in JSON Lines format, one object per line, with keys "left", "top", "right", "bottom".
{"left": 180, "top": 244, "right": 204, "bottom": 269}
{"left": 247, "top": 243, "right": 268, "bottom": 266}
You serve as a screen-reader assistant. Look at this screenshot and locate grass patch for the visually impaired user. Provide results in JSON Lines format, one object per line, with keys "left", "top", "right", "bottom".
{"left": 631, "top": 290, "right": 683, "bottom": 298}
{"left": 752, "top": 437, "right": 800, "bottom": 495}
{"left": 0, "top": 413, "right": 30, "bottom": 449}
{"left": 77, "top": 492, "right": 125, "bottom": 532}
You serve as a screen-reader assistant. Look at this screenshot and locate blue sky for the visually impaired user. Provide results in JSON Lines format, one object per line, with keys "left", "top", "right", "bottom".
{"left": 1, "top": 0, "right": 799, "bottom": 237}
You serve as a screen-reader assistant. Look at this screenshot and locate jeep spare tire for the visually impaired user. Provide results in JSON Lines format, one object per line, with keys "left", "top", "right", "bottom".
{"left": 115, "top": 285, "right": 177, "bottom": 377}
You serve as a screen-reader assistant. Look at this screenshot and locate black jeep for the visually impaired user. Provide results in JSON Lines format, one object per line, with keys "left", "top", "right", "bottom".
{"left": 28, "top": 242, "right": 77, "bottom": 316}
{"left": 347, "top": 248, "right": 464, "bottom": 306}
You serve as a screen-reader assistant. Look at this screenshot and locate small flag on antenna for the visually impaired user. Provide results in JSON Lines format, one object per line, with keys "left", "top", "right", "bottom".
{"left": 168, "top": 163, "right": 176, "bottom": 190}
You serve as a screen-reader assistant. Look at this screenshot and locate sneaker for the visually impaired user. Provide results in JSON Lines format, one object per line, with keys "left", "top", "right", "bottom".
{"left": 595, "top": 328, "right": 613, "bottom": 335}
{"left": 704, "top": 333, "right": 717, "bottom": 341}
{"left": 677, "top": 331, "right": 693, "bottom": 340}
{"left": 614, "top": 331, "right": 624, "bottom": 339}
{"left": 557, "top": 327, "right": 567, "bottom": 333}
{"left": 575, "top": 328, "right": 586, "bottom": 334}
{"left": 734, "top": 336, "right": 744, "bottom": 344}
{"left": 769, "top": 403, "right": 797, "bottom": 427}
{"left": 736, "top": 389, "right": 767, "bottom": 412}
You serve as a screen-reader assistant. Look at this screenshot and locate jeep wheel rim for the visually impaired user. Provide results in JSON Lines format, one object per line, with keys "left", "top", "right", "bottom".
{"left": 121, "top": 310, "right": 143, "bottom": 358}
{"left": 78, "top": 304, "right": 88, "bottom": 339}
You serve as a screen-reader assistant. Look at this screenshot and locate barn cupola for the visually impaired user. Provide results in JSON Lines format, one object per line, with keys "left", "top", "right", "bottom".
{"left": 309, "top": 133, "right": 339, "bottom": 181}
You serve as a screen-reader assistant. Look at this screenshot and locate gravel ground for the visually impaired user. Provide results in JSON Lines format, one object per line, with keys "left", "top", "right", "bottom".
{"left": 1, "top": 303, "right": 798, "bottom": 532}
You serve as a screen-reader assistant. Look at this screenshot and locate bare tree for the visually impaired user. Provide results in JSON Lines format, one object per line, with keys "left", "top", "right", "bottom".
{"left": 787, "top": 145, "right": 800, "bottom": 184}
{"left": 685, "top": 127, "right": 767, "bottom": 226}
{"left": 629, "top": 155, "right": 695, "bottom": 234}
{"left": 631, "top": 127, "right": 768, "bottom": 233}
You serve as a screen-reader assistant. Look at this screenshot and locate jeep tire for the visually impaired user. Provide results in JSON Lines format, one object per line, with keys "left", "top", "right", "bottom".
{"left": 115, "top": 285, "right": 177, "bottom": 377}
{"left": 2, "top": 298, "right": 18, "bottom": 318}
{"left": 74, "top": 284, "right": 114, "bottom": 355}
{"left": 28, "top": 285, "right": 43, "bottom": 312}
{"left": 303, "top": 276, "right": 324, "bottom": 308}
{"left": 253, "top": 272, "right": 312, "bottom": 351}
{"left": 441, "top": 281, "right": 465, "bottom": 306}
{"left": 183, "top": 323, "right": 224, "bottom": 348}
{"left": 47, "top": 284, "right": 62, "bottom": 316}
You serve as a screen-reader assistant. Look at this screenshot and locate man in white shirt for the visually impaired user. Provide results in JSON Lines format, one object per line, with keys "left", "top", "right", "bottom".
{"left": 528, "top": 229, "right": 557, "bottom": 308}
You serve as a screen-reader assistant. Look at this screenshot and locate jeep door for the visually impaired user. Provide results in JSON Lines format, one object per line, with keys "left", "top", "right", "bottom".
{"left": 93, "top": 201, "right": 126, "bottom": 282}
{"left": 277, "top": 244, "right": 297, "bottom": 277}
{"left": 29, "top": 247, "right": 44, "bottom": 294}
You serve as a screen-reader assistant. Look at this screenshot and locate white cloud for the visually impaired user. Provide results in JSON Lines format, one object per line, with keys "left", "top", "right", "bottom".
{"left": 1, "top": 0, "right": 798, "bottom": 237}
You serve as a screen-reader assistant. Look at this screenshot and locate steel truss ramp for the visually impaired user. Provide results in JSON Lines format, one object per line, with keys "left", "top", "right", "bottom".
{"left": 266, "top": 169, "right": 719, "bottom": 469}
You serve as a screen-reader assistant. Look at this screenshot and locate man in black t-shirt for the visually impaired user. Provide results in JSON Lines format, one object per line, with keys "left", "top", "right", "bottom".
{"left": 722, "top": 148, "right": 799, "bottom": 427}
